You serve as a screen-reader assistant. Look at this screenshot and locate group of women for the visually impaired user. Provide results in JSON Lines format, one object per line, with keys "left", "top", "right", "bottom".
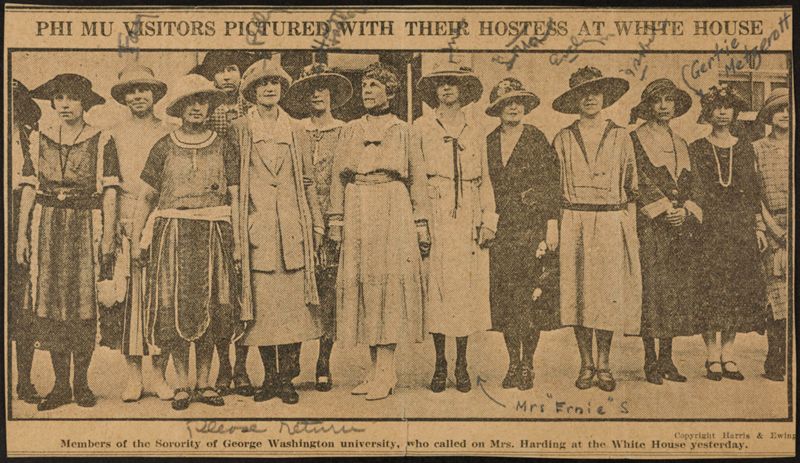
{"left": 11, "top": 54, "right": 790, "bottom": 413}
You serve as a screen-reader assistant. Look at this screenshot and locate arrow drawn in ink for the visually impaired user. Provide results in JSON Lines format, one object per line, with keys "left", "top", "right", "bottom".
{"left": 476, "top": 375, "right": 506, "bottom": 408}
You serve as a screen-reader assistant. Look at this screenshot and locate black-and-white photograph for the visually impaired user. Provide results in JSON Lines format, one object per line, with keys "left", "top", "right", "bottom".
{"left": 8, "top": 48, "right": 792, "bottom": 422}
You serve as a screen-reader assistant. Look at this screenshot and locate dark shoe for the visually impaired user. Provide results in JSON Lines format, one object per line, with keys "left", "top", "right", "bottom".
{"left": 595, "top": 369, "right": 616, "bottom": 392}
{"left": 575, "top": 366, "right": 595, "bottom": 390}
{"left": 644, "top": 361, "right": 663, "bottom": 385}
{"left": 37, "top": 388, "right": 72, "bottom": 411}
{"left": 518, "top": 365, "right": 534, "bottom": 391}
{"left": 195, "top": 387, "right": 225, "bottom": 406}
{"left": 455, "top": 363, "right": 471, "bottom": 393}
{"left": 17, "top": 382, "right": 42, "bottom": 404}
{"left": 721, "top": 361, "right": 744, "bottom": 381}
{"left": 277, "top": 382, "right": 299, "bottom": 405}
{"left": 705, "top": 361, "right": 723, "bottom": 381}
{"left": 232, "top": 373, "right": 255, "bottom": 397}
{"left": 214, "top": 375, "right": 232, "bottom": 396}
{"left": 502, "top": 363, "right": 520, "bottom": 389}
{"left": 764, "top": 370, "right": 785, "bottom": 382}
{"left": 430, "top": 360, "right": 447, "bottom": 393}
{"left": 253, "top": 383, "right": 276, "bottom": 402}
{"left": 171, "top": 388, "right": 192, "bottom": 411}
{"left": 74, "top": 386, "right": 97, "bottom": 408}
{"left": 658, "top": 361, "right": 687, "bottom": 383}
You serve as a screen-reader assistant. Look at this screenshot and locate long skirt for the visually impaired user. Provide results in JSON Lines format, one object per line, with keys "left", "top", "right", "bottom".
{"left": 317, "top": 237, "right": 339, "bottom": 340}
{"left": 560, "top": 208, "right": 642, "bottom": 335}
{"left": 638, "top": 218, "right": 701, "bottom": 338}
{"left": 30, "top": 203, "right": 99, "bottom": 353}
{"left": 336, "top": 180, "right": 425, "bottom": 346}
{"left": 425, "top": 178, "right": 491, "bottom": 337}
{"left": 763, "top": 213, "right": 788, "bottom": 320}
{"left": 147, "top": 217, "right": 237, "bottom": 347}
{"left": 9, "top": 189, "right": 35, "bottom": 344}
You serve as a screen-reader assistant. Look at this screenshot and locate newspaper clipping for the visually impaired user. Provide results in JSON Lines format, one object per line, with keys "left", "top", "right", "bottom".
{"left": 4, "top": 4, "right": 795, "bottom": 458}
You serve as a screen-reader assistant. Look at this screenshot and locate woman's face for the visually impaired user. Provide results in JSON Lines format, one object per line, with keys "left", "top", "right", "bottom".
{"left": 579, "top": 91, "right": 604, "bottom": 117}
{"left": 213, "top": 65, "right": 242, "bottom": 96}
{"left": 52, "top": 93, "right": 84, "bottom": 123}
{"left": 651, "top": 94, "right": 676, "bottom": 122}
{"left": 181, "top": 95, "right": 211, "bottom": 125}
{"left": 362, "top": 77, "right": 389, "bottom": 110}
{"left": 255, "top": 77, "right": 282, "bottom": 107}
{"left": 435, "top": 78, "right": 461, "bottom": 107}
{"left": 771, "top": 105, "right": 790, "bottom": 130}
{"left": 500, "top": 99, "right": 524, "bottom": 124}
{"left": 709, "top": 105, "right": 735, "bottom": 128}
{"left": 309, "top": 86, "right": 332, "bottom": 114}
{"left": 124, "top": 84, "right": 155, "bottom": 116}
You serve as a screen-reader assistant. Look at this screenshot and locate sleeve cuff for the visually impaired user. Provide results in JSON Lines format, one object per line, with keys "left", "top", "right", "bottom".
{"left": 101, "top": 176, "right": 121, "bottom": 189}
{"left": 640, "top": 197, "right": 672, "bottom": 219}
{"left": 683, "top": 200, "right": 703, "bottom": 223}
{"left": 481, "top": 211, "right": 499, "bottom": 233}
{"left": 18, "top": 175, "right": 39, "bottom": 188}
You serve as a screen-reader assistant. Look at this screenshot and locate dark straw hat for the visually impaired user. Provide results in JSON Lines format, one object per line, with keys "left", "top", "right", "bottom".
{"left": 629, "top": 78, "right": 692, "bottom": 124}
{"left": 30, "top": 73, "right": 106, "bottom": 110}
{"left": 111, "top": 64, "right": 168, "bottom": 105}
{"left": 190, "top": 50, "right": 268, "bottom": 80}
{"left": 552, "top": 66, "right": 629, "bottom": 114}
{"left": 485, "top": 77, "right": 540, "bottom": 117}
{"left": 697, "top": 85, "right": 748, "bottom": 124}
{"left": 13, "top": 79, "right": 42, "bottom": 126}
{"left": 416, "top": 61, "right": 483, "bottom": 108}
{"left": 757, "top": 87, "right": 789, "bottom": 124}
{"left": 283, "top": 63, "right": 353, "bottom": 118}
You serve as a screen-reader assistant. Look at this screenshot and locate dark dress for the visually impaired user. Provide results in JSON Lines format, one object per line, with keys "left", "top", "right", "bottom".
{"left": 632, "top": 130, "right": 701, "bottom": 338}
{"left": 487, "top": 124, "right": 561, "bottom": 338}
{"left": 688, "top": 137, "right": 766, "bottom": 333}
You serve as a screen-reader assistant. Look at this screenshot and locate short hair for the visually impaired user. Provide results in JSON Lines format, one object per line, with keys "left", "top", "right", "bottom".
{"left": 363, "top": 62, "right": 400, "bottom": 97}
{"left": 50, "top": 91, "right": 92, "bottom": 111}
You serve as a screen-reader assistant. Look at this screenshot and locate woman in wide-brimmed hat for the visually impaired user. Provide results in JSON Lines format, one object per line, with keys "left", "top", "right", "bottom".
{"left": 752, "top": 87, "right": 790, "bottom": 382}
{"left": 283, "top": 62, "right": 352, "bottom": 393}
{"left": 411, "top": 61, "right": 495, "bottom": 394}
{"left": 484, "top": 78, "right": 561, "bottom": 391}
{"left": 10, "top": 79, "right": 42, "bottom": 405}
{"left": 630, "top": 78, "right": 702, "bottom": 385}
{"left": 131, "top": 73, "right": 239, "bottom": 411}
{"left": 552, "top": 66, "right": 639, "bottom": 393}
{"left": 100, "top": 64, "right": 175, "bottom": 403}
{"left": 329, "top": 62, "right": 430, "bottom": 401}
{"left": 230, "top": 59, "right": 324, "bottom": 405}
{"left": 688, "top": 85, "right": 767, "bottom": 382}
{"left": 17, "top": 73, "right": 119, "bottom": 411}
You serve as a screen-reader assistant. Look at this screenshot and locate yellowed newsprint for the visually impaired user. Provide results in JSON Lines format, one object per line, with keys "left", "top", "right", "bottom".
{"left": 4, "top": 4, "right": 795, "bottom": 458}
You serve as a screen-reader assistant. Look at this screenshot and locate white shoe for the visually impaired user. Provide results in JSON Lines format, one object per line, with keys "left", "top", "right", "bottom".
{"left": 153, "top": 378, "right": 174, "bottom": 400}
{"left": 351, "top": 380, "right": 371, "bottom": 395}
{"left": 366, "top": 377, "right": 396, "bottom": 401}
{"left": 122, "top": 379, "right": 143, "bottom": 402}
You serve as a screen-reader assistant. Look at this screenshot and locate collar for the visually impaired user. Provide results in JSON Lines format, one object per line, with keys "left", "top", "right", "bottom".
{"left": 636, "top": 121, "right": 690, "bottom": 178}
{"left": 247, "top": 105, "right": 294, "bottom": 144}
{"left": 40, "top": 122, "right": 101, "bottom": 146}
{"left": 360, "top": 114, "right": 403, "bottom": 143}
{"left": 304, "top": 116, "right": 344, "bottom": 133}
{"left": 170, "top": 129, "right": 218, "bottom": 149}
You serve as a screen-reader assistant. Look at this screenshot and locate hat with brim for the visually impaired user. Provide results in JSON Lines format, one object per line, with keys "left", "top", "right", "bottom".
{"left": 283, "top": 63, "right": 353, "bottom": 118}
{"left": 111, "top": 64, "right": 168, "bottom": 105}
{"left": 697, "top": 85, "right": 748, "bottom": 124}
{"left": 757, "top": 87, "right": 789, "bottom": 124}
{"left": 30, "top": 73, "right": 106, "bottom": 110}
{"left": 190, "top": 50, "right": 265, "bottom": 80}
{"left": 485, "top": 78, "right": 540, "bottom": 117}
{"left": 164, "top": 74, "right": 226, "bottom": 118}
{"left": 241, "top": 59, "right": 293, "bottom": 105}
{"left": 417, "top": 62, "right": 483, "bottom": 108}
{"left": 552, "top": 66, "right": 629, "bottom": 114}
{"left": 629, "top": 78, "right": 692, "bottom": 123}
{"left": 13, "top": 79, "right": 42, "bottom": 126}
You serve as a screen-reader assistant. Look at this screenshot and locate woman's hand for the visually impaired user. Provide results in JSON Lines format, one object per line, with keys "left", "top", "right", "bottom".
{"left": 101, "top": 233, "right": 115, "bottom": 256}
{"left": 756, "top": 230, "right": 769, "bottom": 253}
{"left": 16, "top": 235, "right": 30, "bottom": 266}
{"left": 545, "top": 220, "right": 559, "bottom": 251}
{"left": 478, "top": 226, "right": 496, "bottom": 249}
{"left": 131, "top": 243, "right": 147, "bottom": 268}
{"left": 665, "top": 207, "right": 687, "bottom": 227}
{"left": 416, "top": 220, "right": 431, "bottom": 257}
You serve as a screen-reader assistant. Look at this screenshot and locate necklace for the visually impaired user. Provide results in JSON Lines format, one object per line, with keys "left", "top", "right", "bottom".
{"left": 58, "top": 123, "right": 86, "bottom": 180}
{"left": 711, "top": 143, "right": 733, "bottom": 188}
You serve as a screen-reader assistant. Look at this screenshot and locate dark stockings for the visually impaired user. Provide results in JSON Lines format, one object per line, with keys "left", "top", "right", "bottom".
{"left": 317, "top": 336, "right": 334, "bottom": 374}
{"left": 50, "top": 351, "right": 71, "bottom": 392}
{"left": 503, "top": 332, "right": 521, "bottom": 367}
{"left": 521, "top": 331, "right": 540, "bottom": 367}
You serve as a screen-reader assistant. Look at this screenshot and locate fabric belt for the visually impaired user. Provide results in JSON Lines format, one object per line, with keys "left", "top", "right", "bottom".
{"left": 36, "top": 191, "right": 101, "bottom": 209}
{"left": 562, "top": 201, "right": 628, "bottom": 212}
{"left": 352, "top": 171, "right": 399, "bottom": 185}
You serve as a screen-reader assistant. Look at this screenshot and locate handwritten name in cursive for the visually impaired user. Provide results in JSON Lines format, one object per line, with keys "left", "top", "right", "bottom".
{"left": 185, "top": 420, "right": 268, "bottom": 440}
{"left": 492, "top": 18, "right": 558, "bottom": 71}
{"left": 117, "top": 13, "right": 160, "bottom": 59}
{"left": 619, "top": 30, "right": 658, "bottom": 81}
{"left": 549, "top": 34, "right": 615, "bottom": 66}
{"left": 280, "top": 420, "right": 366, "bottom": 435}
